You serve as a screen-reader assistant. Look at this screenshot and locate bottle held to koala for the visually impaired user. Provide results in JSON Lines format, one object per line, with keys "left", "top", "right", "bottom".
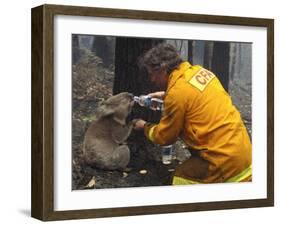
{"left": 134, "top": 95, "right": 164, "bottom": 111}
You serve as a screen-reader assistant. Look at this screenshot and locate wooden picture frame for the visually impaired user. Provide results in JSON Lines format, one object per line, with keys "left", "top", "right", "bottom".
{"left": 31, "top": 4, "right": 274, "bottom": 221}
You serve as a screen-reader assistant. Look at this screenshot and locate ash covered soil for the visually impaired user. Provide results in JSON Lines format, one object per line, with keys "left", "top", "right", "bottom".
{"left": 72, "top": 50, "right": 252, "bottom": 190}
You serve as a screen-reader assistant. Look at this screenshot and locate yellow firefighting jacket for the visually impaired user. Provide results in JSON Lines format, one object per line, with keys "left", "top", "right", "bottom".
{"left": 144, "top": 62, "right": 252, "bottom": 184}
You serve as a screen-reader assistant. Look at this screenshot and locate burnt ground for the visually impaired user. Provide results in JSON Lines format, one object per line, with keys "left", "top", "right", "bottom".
{"left": 72, "top": 50, "right": 251, "bottom": 190}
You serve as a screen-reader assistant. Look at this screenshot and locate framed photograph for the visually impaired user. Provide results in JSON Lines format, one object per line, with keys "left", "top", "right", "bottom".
{"left": 31, "top": 4, "right": 274, "bottom": 221}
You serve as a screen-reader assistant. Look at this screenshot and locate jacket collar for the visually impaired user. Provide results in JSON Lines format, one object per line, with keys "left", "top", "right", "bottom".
{"left": 166, "top": 61, "right": 191, "bottom": 93}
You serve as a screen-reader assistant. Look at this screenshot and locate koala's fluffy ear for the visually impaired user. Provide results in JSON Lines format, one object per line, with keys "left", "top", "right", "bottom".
{"left": 113, "top": 115, "right": 126, "bottom": 126}
{"left": 95, "top": 105, "right": 114, "bottom": 119}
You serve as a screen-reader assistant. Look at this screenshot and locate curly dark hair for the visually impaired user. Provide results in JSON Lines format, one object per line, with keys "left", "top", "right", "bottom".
{"left": 139, "top": 43, "right": 183, "bottom": 75}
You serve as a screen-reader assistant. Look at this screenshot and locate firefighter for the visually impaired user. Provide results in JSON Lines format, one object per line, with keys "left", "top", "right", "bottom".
{"left": 133, "top": 43, "right": 252, "bottom": 184}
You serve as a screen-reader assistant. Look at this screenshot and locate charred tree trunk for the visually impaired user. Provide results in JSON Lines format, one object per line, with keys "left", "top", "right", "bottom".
{"left": 113, "top": 38, "right": 163, "bottom": 95}
{"left": 203, "top": 42, "right": 213, "bottom": 70}
{"left": 72, "top": 34, "right": 80, "bottom": 64}
{"left": 211, "top": 42, "right": 230, "bottom": 91}
{"left": 91, "top": 36, "right": 115, "bottom": 67}
{"left": 113, "top": 38, "right": 163, "bottom": 123}
{"left": 188, "top": 40, "right": 194, "bottom": 64}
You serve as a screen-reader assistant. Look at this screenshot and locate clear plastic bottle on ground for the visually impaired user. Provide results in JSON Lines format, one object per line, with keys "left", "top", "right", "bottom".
{"left": 161, "top": 145, "right": 174, "bottom": 165}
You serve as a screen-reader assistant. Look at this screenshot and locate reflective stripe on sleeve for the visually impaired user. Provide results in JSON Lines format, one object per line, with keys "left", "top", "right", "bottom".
{"left": 148, "top": 125, "right": 157, "bottom": 142}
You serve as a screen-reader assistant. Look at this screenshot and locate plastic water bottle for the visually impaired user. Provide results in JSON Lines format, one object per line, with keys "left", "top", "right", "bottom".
{"left": 161, "top": 145, "right": 174, "bottom": 165}
{"left": 134, "top": 95, "right": 151, "bottom": 108}
{"left": 150, "top": 98, "right": 164, "bottom": 111}
{"left": 134, "top": 95, "right": 163, "bottom": 111}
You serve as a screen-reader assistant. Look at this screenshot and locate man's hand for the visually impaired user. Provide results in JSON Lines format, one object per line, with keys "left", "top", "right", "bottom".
{"left": 133, "top": 119, "right": 146, "bottom": 131}
{"left": 148, "top": 91, "right": 165, "bottom": 99}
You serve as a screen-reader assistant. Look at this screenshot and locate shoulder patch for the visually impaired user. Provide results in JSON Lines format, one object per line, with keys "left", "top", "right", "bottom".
{"left": 188, "top": 68, "right": 215, "bottom": 91}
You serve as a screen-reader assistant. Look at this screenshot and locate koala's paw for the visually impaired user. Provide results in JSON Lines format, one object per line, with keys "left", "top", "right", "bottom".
{"left": 131, "top": 119, "right": 139, "bottom": 126}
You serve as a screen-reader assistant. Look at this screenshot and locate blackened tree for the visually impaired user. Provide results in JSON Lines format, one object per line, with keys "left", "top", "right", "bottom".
{"left": 211, "top": 42, "right": 230, "bottom": 91}
{"left": 113, "top": 37, "right": 164, "bottom": 123}
{"left": 72, "top": 34, "right": 80, "bottom": 64}
{"left": 188, "top": 40, "right": 194, "bottom": 64}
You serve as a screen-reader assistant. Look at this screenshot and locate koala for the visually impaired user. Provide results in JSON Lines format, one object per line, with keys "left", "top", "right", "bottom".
{"left": 83, "top": 92, "right": 135, "bottom": 170}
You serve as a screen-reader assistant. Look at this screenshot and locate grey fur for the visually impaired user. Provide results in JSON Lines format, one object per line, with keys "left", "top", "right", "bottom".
{"left": 83, "top": 92, "right": 134, "bottom": 170}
